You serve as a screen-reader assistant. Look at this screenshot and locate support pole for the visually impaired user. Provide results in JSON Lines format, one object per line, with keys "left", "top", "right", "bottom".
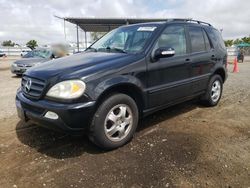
{"left": 76, "top": 25, "right": 79, "bottom": 52}
{"left": 64, "top": 19, "right": 66, "bottom": 41}
{"left": 85, "top": 31, "right": 87, "bottom": 49}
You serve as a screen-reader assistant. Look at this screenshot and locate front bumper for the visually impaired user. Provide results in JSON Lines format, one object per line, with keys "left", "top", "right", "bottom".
{"left": 11, "top": 65, "right": 29, "bottom": 75}
{"left": 16, "top": 89, "right": 96, "bottom": 134}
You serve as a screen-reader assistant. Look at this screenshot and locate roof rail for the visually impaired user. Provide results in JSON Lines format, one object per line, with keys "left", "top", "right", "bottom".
{"left": 167, "top": 18, "right": 212, "bottom": 26}
{"left": 187, "top": 19, "right": 212, "bottom": 26}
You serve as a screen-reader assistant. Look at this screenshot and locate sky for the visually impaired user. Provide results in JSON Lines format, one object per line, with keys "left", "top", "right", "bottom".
{"left": 0, "top": 0, "right": 249, "bottom": 45}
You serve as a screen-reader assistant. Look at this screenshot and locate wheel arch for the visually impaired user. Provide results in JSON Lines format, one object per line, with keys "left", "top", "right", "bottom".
{"left": 213, "top": 68, "right": 226, "bottom": 83}
{"left": 95, "top": 82, "right": 146, "bottom": 117}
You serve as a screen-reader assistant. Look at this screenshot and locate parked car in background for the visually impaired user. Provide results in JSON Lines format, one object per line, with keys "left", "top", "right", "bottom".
{"left": 16, "top": 20, "right": 227, "bottom": 149}
{"left": 227, "top": 47, "right": 237, "bottom": 56}
{"left": 11, "top": 48, "right": 54, "bottom": 76}
{"left": 227, "top": 46, "right": 244, "bottom": 63}
{"left": 0, "top": 50, "right": 7, "bottom": 57}
{"left": 20, "top": 49, "right": 31, "bottom": 57}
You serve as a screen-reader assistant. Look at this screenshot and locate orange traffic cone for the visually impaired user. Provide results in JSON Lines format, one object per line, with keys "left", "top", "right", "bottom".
{"left": 233, "top": 57, "right": 239, "bottom": 73}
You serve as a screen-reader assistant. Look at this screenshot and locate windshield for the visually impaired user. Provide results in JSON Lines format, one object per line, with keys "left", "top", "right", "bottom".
{"left": 88, "top": 25, "right": 158, "bottom": 53}
{"left": 23, "top": 49, "right": 52, "bottom": 58}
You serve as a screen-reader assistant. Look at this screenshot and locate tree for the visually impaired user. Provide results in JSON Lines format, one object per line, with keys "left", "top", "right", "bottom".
{"left": 90, "top": 32, "right": 106, "bottom": 42}
{"left": 224, "top": 40, "right": 234, "bottom": 47}
{"left": 26, "top": 40, "right": 38, "bottom": 50}
{"left": 2, "top": 40, "right": 15, "bottom": 47}
{"left": 241, "top": 36, "right": 250, "bottom": 43}
{"left": 233, "top": 38, "right": 242, "bottom": 45}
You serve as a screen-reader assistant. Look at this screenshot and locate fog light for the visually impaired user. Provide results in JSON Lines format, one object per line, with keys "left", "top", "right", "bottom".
{"left": 44, "top": 111, "right": 59, "bottom": 120}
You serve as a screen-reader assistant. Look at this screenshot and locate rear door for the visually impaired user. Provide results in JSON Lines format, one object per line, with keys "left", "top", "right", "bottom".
{"left": 146, "top": 24, "right": 192, "bottom": 108}
{"left": 187, "top": 26, "right": 215, "bottom": 94}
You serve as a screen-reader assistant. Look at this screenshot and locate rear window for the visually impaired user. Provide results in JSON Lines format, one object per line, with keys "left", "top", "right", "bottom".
{"left": 189, "top": 27, "right": 206, "bottom": 53}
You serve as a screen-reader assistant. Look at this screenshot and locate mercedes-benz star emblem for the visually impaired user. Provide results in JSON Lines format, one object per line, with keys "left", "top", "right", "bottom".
{"left": 25, "top": 79, "right": 32, "bottom": 92}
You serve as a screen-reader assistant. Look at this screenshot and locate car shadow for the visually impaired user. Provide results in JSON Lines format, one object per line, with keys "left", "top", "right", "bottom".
{"left": 139, "top": 99, "right": 199, "bottom": 131}
{"left": 11, "top": 75, "right": 22, "bottom": 78}
{"left": 16, "top": 99, "right": 201, "bottom": 159}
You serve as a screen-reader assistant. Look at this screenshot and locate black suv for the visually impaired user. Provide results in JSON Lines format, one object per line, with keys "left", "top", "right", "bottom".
{"left": 16, "top": 19, "right": 227, "bottom": 149}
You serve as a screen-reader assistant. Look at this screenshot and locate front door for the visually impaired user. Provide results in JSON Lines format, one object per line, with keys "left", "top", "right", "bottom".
{"left": 146, "top": 24, "right": 191, "bottom": 108}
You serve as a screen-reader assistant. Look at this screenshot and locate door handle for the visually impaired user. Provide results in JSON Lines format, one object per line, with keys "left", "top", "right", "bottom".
{"left": 185, "top": 58, "right": 191, "bottom": 62}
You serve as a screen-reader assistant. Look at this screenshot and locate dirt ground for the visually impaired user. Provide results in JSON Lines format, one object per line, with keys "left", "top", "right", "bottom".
{"left": 0, "top": 57, "right": 249, "bottom": 188}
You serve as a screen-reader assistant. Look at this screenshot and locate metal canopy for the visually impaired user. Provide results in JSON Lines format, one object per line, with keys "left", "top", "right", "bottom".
{"left": 59, "top": 17, "right": 199, "bottom": 51}
{"left": 64, "top": 17, "right": 171, "bottom": 32}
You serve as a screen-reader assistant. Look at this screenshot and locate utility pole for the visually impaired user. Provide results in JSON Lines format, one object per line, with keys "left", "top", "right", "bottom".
{"left": 76, "top": 25, "right": 79, "bottom": 52}
{"left": 64, "top": 19, "right": 66, "bottom": 41}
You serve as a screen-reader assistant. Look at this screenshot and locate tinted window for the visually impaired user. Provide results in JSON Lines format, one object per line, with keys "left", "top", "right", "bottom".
{"left": 129, "top": 31, "right": 152, "bottom": 51}
{"left": 189, "top": 27, "right": 206, "bottom": 53}
{"left": 214, "top": 29, "right": 226, "bottom": 48}
{"left": 154, "top": 25, "right": 187, "bottom": 56}
{"left": 207, "top": 28, "right": 225, "bottom": 49}
{"left": 203, "top": 29, "right": 211, "bottom": 50}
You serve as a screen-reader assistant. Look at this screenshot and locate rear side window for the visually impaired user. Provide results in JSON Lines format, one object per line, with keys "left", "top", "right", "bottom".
{"left": 214, "top": 29, "right": 226, "bottom": 48}
{"left": 154, "top": 25, "right": 187, "bottom": 56}
{"left": 189, "top": 27, "right": 206, "bottom": 53}
{"left": 202, "top": 29, "right": 211, "bottom": 50}
{"left": 207, "top": 28, "right": 225, "bottom": 49}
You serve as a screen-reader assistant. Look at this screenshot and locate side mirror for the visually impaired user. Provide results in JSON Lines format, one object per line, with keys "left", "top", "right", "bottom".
{"left": 154, "top": 47, "right": 175, "bottom": 60}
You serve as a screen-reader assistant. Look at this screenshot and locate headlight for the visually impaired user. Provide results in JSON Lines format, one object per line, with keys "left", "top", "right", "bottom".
{"left": 46, "top": 80, "right": 86, "bottom": 99}
{"left": 12, "top": 63, "right": 17, "bottom": 67}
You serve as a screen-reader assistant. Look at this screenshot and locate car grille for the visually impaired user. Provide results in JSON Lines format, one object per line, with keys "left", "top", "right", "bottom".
{"left": 21, "top": 76, "right": 46, "bottom": 99}
{"left": 17, "top": 64, "right": 32, "bottom": 67}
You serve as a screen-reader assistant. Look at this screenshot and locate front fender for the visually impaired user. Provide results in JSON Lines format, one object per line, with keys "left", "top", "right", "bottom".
{"left": 87, "top": 75, "right": 145, "bottom": 100}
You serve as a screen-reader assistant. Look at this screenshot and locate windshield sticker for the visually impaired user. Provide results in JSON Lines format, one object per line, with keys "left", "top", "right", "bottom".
{"left": 137, "top": 27, "right": 157, "bottom": 32}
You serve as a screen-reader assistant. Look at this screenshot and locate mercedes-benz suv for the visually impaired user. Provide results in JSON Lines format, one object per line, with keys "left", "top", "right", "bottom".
{"left": 16, "top": 19, "right": 227, "bottom": 150}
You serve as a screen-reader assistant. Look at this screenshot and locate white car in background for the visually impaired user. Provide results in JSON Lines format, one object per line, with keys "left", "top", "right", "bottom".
{"left": 227, "top": 46, "right": 244, "bottom": 63}
{"left": 227, "top": 47, "right": 238, "bottom": 56}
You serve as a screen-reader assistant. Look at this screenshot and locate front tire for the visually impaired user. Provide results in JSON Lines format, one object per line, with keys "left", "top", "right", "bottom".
{"left": 201, "top": 74, "right": 223, "bottom": 107}
{"left": 89, "top": 93, "right": 139, "bottom": 150}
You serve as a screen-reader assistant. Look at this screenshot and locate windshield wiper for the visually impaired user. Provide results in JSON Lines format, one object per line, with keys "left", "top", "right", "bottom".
{"left": 106, "top": 46, "right": 127, "bottom": 53}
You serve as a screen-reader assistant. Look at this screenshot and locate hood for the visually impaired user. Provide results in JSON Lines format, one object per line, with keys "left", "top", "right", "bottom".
{"left": 25, "top": 52, "right": 141, "bottom": 80}
{"left": 13, "top": 57, "right": 49, "bottom": 65}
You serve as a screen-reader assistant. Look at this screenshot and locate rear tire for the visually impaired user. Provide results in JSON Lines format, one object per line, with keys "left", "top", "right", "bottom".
{"left": 201, "top": 74, "right": 223, "bottom": 107}
{"left": 89, "top": 93, "right": 139, "bottom": 150}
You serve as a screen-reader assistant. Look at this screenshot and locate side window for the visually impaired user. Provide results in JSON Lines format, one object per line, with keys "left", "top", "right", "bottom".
{"left": 202, "top": 29, "right": 211, "bottom": 51}
{"left": 214, "top": 29, "right": 226, "bottom": 49}
{"left": 129, "top": 31, "right": 152, "bottom": 51}
{"left": 189, "top": 27, "right": 206, "bottom": 53}
{"left": 207, "top": 28, "right": 225, "bottom": 49}
{"left": 154, "top": 25, "right": 187, "bottom": 56}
